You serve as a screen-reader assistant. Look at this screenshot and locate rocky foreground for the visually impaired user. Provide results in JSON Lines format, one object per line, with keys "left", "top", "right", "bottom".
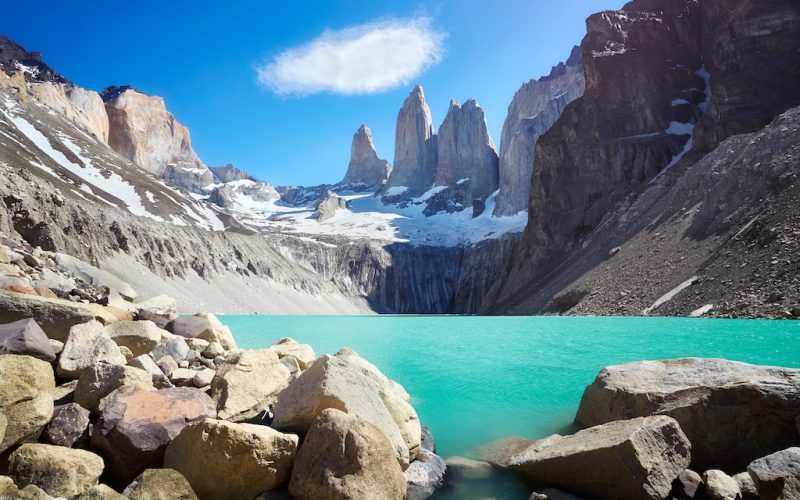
{"left": 0, "top": 237, "right": 446, "bottom": 499}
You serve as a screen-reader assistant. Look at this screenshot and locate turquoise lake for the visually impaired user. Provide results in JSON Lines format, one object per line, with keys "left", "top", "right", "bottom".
{"left": 223, "top": 315, "right": 800, "bottom": 498}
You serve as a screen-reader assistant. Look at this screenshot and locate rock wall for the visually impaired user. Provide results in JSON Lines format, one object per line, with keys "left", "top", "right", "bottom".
{"left": 341, "top": 125, "right": 391, "bottom": 190}
{"left": 493, "top": 46, "right": 584, "bottom": 216}
{"left": 28, "top": 83, "right": 109, "bottom": 143}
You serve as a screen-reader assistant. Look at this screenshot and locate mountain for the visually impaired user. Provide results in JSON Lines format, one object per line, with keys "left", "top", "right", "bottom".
{"left": 340, "top": 124, "right": 391, "bottom": 190}
{"left": 210, "top": 164, "right": 253, "bottom": 183}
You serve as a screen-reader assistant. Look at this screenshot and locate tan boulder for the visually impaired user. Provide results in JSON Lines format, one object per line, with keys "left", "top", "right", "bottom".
{"left": 273, "top": 354, "right": 419, "bottom": 468}
{"left": 164, "top": 418, "right": 298, "bottom": 500}
{"left": 75, "top": 362, "right": 154, "bottom": 412}
{"left": 269, "top": 337, "right": 316, "bottom": 370}
{"left": 7, "top": 443, "right": 104, "bottom": 498}
{"left": 0, "top": 290, "right": 98, "bottom": 341}
{"left": 105, "top": 320, "right": 167, "bottom": 357}
{"left": 0, "top": 476, "right": 46, "bottom": 500}
{"left": 0, "top": 355, "right": 55, "bottom": 453}
{"left": 288, "top": 408, "right": 405, "bottom": 500}
{"left": 122, "top": 468, "right": 198, "bottom": 500}
{"left": 57, "top": 321, "right": 127, "bottom": 378}
{"left": 506, "top": 416, "right": 691, "bottom": 500}
{"left": 703, "top": 469, "right": 742, "bottom": 500}
{"left": 135, "top": 295, "right": 178, "bottom": 319}
{"left": 210, "top": 349, "right": 289, "bottom": 421}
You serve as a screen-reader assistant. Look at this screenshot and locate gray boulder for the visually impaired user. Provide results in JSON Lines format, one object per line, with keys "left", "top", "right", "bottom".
{"left": 405, "top": 451, "right": 446, "bottom": 500}
{"left": 151, "top": 336, "right": 190, "bottom": 364}
{"left": 57, "top": 321, "right": 127, "bottom": 378}
{"left": 747, "top": 447, "right": 800, "bottom": 500}
{"left": 210, "top": 349, "right": 288, "bottom": 422}
{"left": 0, "top": 318, "right": 56, "bottom": 362}
{"left": 733, "top": 472, "right": 759, "bottom": 500}
{"left": 703, "top": 469, "right": 741, "bottom": 500}
{"left": 315, "top": 191, "right": 347, "bottom": 223}
{"left": 105, "top": 320, "right": 167, "bottom": 357}
{"left": 74, "top": 362, "right": 154, "bottom": 412}
{"left": 0, "top": 290, "right": 97, "bottom": 342}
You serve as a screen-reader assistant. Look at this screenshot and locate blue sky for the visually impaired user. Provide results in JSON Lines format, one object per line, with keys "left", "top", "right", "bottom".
{"left": 4, "top": 0, "right": 624, "bottom": 186}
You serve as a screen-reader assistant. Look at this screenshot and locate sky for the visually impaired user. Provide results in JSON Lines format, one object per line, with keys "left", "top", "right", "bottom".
{"left": 3, "top": 0, "right": 625, "bottom": 186}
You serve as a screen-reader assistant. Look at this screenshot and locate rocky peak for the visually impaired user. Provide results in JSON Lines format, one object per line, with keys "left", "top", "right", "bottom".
{"left": 340, "top": 124, "right": 390, "bottom": 190}
{"left": 493, "top": 46, "right": 585, "bottom": 216}
{"left": 383, "top": 85, "right": 438, "bottom": 198}
{"left": 0, "top": 35, "right": 68, "bottom": 84}
{"left": 100, "top": 85, "right": 137, "bottom": 102}
{"left": 435, "top": 98, "right": 498, "bottom": 203}
{"left": 103, "top": 87, "right": 213, "bottom": 192}
{"left": 210, "top": 164, "right": 253, "bottom": 183}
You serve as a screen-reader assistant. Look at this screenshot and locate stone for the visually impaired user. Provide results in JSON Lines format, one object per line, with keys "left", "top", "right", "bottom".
{"left": 122, "top": 468, "right": 198, "bottom": 500}
{"left": 506, "top": 416, "right": 691, "bottom": 500}
{"left": 185, "top": 338, "right": 209, "bottom": 352}
{"left": 196, "top": 313, "right": 236, "bottom": 350}
{"left": 53, "top": 379, "right": 78, "bottom": 405}
{"left": 273, "top": 353, "right": 420, "bottom": 468}
{"left": 43, "top": 402, "right": 90, "bottom": 447}
{"left": 57, "top": 321, "right": 127, "bottom": 378}
{"left": 192, "top": 367, "right": 214, "bottom": 388}
{"left": 445, "top": 456, "right": 493, "bottom": 479}
{"left": 405, "top": 451, "right": 446, "bottom": 500}
{"left": 0, "top": 355, "right": 55, "bottom": 453}
{"left": 335, "top": 347, "right": 410, "bottom": 401}
{"left": 166, "top": 314, "right": 236, "bottom": 350}
{"left": 170, "top": 368, "right": 196, "bottom": 386}
{"left": 315, "top": 191, "right": 348, "bottom": 223}
{"left": 105, "top": 320, "right": 166, "bottom": 357}
{"left": 76, "top": 484, "right": 127, "bottom": 500}
{"left": 118, "top": 345, "right": 134, "bottom": 361}
{"left": 75, "top": 362, "right": 154, "bottom": 412}
{"left": 48, "top": 338, "right": 63, "bottom": 354}
{"left": 150, "top": 336, "right": 190, "bottom": 364}
{"left": 288, "top": 408, "right": 405, "bottom": 500}
{"left": 0, "top": 476, "right": 40, "bottom": 500}
{"left": 383, "top": 85, "right": 438, "bottom": 198}
{"left": 133, "top": 309, "right": 170, "bottom": 329}
{"left": 435, "top": 99, "right": 499, "bottom": 204}
{"left": 575, "top": 358, "right": 800, "bottom": 471}
{"left": 280, "top": 355, "right": 301, "bottom": 382}
{"left": 747, "top": 447, "right": 800, "bottom": 500}
{"left": 164, "top": 418, "right": 298, "bottom": 500}
{"left": 135, "top": 295, "right": 178, "bottom": 319}
{"left": 156, "top": 355, "right": 179, "bottom": 377}
{"left": 732, "top": 472, "right": 759, "bottom": 500}
{"left": 202, "top": 341, "right": 224, "bottom": 359}
{"left": 7, "top": 443, "right": 104, "bottom": 498}
{"left": 128, "top": 354, "right": 162, "bottom": 377}
{"left": 0, "top": 290, "right": 98, "bottom": 341}
{"left": 480, "top": 436, "right": 535, "bottom": 468}
{"left": 269, "top": 337, "right": 316, "bottom": 370}
{"left": 703, "top": 470, "right": 742, "bottom": 500}
{"left": 672, "top": 469, "right": 703, "bottom": 499}
{"left": 210, "top": 349, "right": 288, "bottom": 422}
{"left": 92, "top": 387, "right": 216, "bottom": 486}
{"left": 0, "top": 413, "right": 6, "bottom": 447}
{"left": 340, "top": 124, "right": 391, "bottom": 190}
{"left": 0, "top": 318, "right": 56, "bottom": 362}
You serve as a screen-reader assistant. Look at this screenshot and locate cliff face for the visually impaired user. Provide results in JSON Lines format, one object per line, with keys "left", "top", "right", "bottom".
{"left": 210, "top": 164, "right": 253, "bottom": 183}
{"left": 435, "top": 99, "right": 499, "bottom": 204}
{"left": 103, "top": 87, "right": 213, "bottom": 192}
{"left": 27, "top": 82, "right": 109, "bottom": 143}
{"left": 383, "top": 86, "right": 438, "bottom": 198}
{"left": 341, "top": 124, "right": 391, "bottom": 190}
{"left": 484, "top": 0, "right": 800, "bottom": 315}
{"left": 493, "top": 46, "right": 585, "bottom": 217}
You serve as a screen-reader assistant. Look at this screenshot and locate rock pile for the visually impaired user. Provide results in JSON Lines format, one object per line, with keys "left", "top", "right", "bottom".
{"left": 0, "top": 245, "right": 443, "bottom": 498}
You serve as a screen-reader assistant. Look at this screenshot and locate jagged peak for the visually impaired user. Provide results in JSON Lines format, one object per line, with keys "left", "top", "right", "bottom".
{"left": 0, "top": 34, "right": 70, "bottom": 84}
{"left": 411, "top": 84, "right": 425, "bottom": 97}
{"left": 100, "top": 85, "right": 139, "bottom": 102}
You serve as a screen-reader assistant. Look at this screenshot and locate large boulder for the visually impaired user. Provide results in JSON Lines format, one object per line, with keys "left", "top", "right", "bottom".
{"left": 733, "top": 472, "right": 760, "bottom": 500}
{"left": 74, "top": 362, "right": 154, "bottom": 412}
{"left": 92, "top": 387, "right": 216, "bottom": 486}
{"left": 166, "top": 313, "right": 236, "bottom": 350}
{"left": 0, "top": 290, "right": 98, "bottom": 341}
{"left": 576, "top": 358, "right": 800, "bottom": 471}
{"left": 405, "top": 451, "right": 447, "bottom": 500}
{"left": 703, "top": 469, "right": 742, "bottom": 500}
{"left": 210, "top": 349, "right": 289, "bottom": 422}
{"left": 150, "top": 336, "right": 190, "bottom": 364}
{"left": 273, "top": 353, "right": 420, "bottom": 469}
{"left": 122, "top": 468, "right": 198, "bottom": 500}
{"left": 747, "top": 447, "right": 800, "bottom": 500}
{"left": 0, "top": 355, "right": 55, "bottom": 453}
{"left": 7, "top": 443, "right": 104, "bottom": 498}
{"left": 135, "top": 295, "right": 178, "bottom": 319}
{"left": 164, "top": 418, "right": 298, "bottom": 500}
{"left": 269, "top": 337, "right": 316, "bottom": 370}
{"left": 57, "top": 321, "right": 127, "bottom": 378}
{"left": 505, "top": 416, "right": 691, "bottom": 500}
{"left": 288, "top": 408, "right": 406, "bottom": 500}
{"left": 0, "top": 318, "right": 56, "bottom": 362}
{"left": 43, "top": 402, "right": 90, "bottom": 447}
{"left": 105, "top": 320, "right": 168, "bottom": 357}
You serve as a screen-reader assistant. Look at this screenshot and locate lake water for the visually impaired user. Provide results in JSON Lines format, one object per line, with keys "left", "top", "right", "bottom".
{"left": 223, "top": 315, "right": 800, "bottom": 498}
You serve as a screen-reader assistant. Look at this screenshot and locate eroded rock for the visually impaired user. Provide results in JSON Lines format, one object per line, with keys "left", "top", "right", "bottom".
{"left": 7, "top": 443, "right": 104, "bottom": 498}
{"left": 0, "top": 354, "right": 55, "bottom": 453}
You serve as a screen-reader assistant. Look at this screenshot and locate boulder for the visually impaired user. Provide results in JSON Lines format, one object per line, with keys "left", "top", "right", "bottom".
{"left": 0, "top": 355, "right": 55, "bottom": 453}
{"left": 192, "top": 368, "right": 214, "bottom": 388}
{"left": 703, "top": 470, "right": 742, "bottom": 500}
{"left": 481, "top": 436, "right": 535, "bottom": 468}
{"left": 156, "top": 355, "right": 179, "bottom": 377}
{"left": 0, "top": 290, "right": 98, "bottom": 341}
{"left": 75, "top": 362, "right": 154, "bottom": 412}
{"left": 747, "top": 447, "right": 800, "bottom": 500}
{"left": 135, "top": 295, "right": 178, "bottom": 319}
{"left": 164, "top": 418, "right": 298, "bottom": 500}
{"left": 335, "top": 347, "right": 410, "bottom": 401}
{"left": 210, "top": 349, "right": 289, "bottom": 422}
{"left": 288, "top": 408, "right": 406, "bottom": 500}
{"left": 0, "top": 476, "right": 50, "bottom": 500}
{"left": 195, "top": 313, "right": 237, "bottom": 350}
{"left": 53, "top": 379, "right": 78, "bottom": 405}
{"left": 0, "top": 318, "right": 56, "bottom": 362}
{"left": 269, "top": 337, "right": 316, "bottom": 370}
{"left": 445, "top": 456, "right": 494, "bottom": 480}
{"left": 315, "top": 191, "right": 348, "bottom": 222}
{"left": 185, "top": 338, "right": 209, "bottom": 352}
{"left": 105, "top": 320, "right": 167, "bottom": 357}
{"left": 43, "top": 402, "right": 90, "bottom": 447}
{"left": 732, "top": 472, "right": 759, "bottom": 500}
{"left": 405, "top": 451, "right": 447, "bottom": 500}
{"left": 166, "top": 314, "right": 236, "bottom": 350}
{"left": 273, "top": 353, "right": 419, "bottom": 468}
{"left": 170, "top": 368, "right": 196, "bottom": 387}
{"left": 122, "top": 468, "right": 198, "bottom": 500}
{"left": 202, "top": 341, "right": 224, "bottom": 359}
{"left": 7, "top": 443, "right": 104, "bottom": 498}
{"left": 506, "top": 416, "right": 691, "bottom": 500}
{"left": 57, "top": 321, "right": 127, "bottom": 378}
{"left": 92, "top": 387, "right": 216, "bottom": 486}
{"left": 672, "top": 469, "right": 703, "bottom": 499}
{"left": 150, "top": 337, "right": 190, "bottom": 364}
{"left": 576, "top": 358, "right": 800, "bottom": 471}
{"left": 77, "top": 484, "right": 128, "bottom": 500}
{"left": 48, "top": 338, "right": 63, "bottom": 355}
{"left": 128, "top": 354, "right": 162, "bottom": 377}
{"left": 133, "top": 309, "right": 170, "bottom": 329}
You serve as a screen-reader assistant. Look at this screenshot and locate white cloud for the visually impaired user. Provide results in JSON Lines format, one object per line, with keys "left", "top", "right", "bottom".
{"left": 257, "top": 17, "right": 446, "bottom": 96}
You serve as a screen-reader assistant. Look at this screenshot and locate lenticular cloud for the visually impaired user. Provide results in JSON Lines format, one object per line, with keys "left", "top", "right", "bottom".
{"left": 257, "top": 17, "right": 446, "bottom": 96}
